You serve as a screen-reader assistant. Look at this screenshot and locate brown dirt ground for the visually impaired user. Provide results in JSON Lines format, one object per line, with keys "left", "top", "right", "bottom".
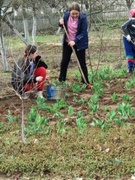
{"left": 0, "top": 44, "right": 135, "bottom": 180}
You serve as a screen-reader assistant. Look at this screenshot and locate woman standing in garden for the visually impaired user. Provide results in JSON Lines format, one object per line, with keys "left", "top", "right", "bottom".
{"left": 58, "top": 2, "right": 92, "bottom": 89}
{"left": 11, "top": 44, "right": 48, "bottom": 99}
{"left": 122, "top": 9, "right": 135, "bottom": 73}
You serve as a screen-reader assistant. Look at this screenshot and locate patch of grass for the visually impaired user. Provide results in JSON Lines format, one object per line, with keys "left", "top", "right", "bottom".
{"left": 5, "top": 36, "right": 25, "bottom": 49}
{"left": 36, "top": 34, "right": 61, "bottom": 43}
{"left": 1, "top": 123, "right": 135, "bottom": 179}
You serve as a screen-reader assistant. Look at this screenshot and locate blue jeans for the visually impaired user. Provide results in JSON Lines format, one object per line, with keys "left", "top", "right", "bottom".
{"left": 123, "top": 36, "right": 135, "bottom": 71}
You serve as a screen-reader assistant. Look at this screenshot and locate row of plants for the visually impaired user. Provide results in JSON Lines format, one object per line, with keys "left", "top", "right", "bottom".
{"left": 6, "top": 67, "right": 135, "bottom": 136}
{"left": 1, "top": 66, "right": 135, "bottom": 179}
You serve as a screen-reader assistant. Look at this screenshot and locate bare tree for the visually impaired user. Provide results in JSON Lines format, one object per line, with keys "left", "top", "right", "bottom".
{"left": 22, "top": 1, "right": 30, "bottom": 43}
{"left": 31, "top": 2, "right": 37, "bottom": 45}
{"left": 0, "top": 23, "right": 9, "bottom": 71}
{"left": 125, "top": 0, "right": 134, "bottom": 9}
{"left": 0, "top": 0, "right": 11, "bottom": 71}
{"left": 1, "top": 0, "right": 29, "bottom": 44}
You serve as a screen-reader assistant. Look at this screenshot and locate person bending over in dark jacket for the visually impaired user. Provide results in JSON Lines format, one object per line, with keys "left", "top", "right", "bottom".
{"left": 121, "top": 9, "right": 135, "bottom": 73}
{"left": 58, "top": 2, "right": 92, "bottom": 89}
{"left": 11, "top": 44, "right": 49, "bottom": 99}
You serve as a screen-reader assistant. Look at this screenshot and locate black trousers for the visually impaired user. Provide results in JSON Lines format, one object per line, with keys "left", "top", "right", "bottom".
{"left": 59, "top": 43, "right": 89, "bottom": 84}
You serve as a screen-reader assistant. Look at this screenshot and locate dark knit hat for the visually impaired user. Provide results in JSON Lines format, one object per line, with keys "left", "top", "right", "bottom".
{"left": 129, "top": 9, "right": 135, "bottom": 17}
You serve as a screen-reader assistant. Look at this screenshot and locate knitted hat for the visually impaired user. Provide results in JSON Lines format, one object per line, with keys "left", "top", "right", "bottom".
{"left": 129, "top": 9, "right": 135, "bottom": 17}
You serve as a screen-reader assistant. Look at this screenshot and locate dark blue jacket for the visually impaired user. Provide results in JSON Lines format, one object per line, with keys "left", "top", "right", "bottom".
{"left": 60, "top": 10, "right": 89, "bottom": 50}
{"left": 122, "top": 18, "right": 135, "bottom": 43}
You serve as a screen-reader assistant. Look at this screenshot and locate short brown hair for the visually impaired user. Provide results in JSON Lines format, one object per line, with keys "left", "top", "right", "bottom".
{"left": 68, "top": 2, "right": 80, "bottom": 12}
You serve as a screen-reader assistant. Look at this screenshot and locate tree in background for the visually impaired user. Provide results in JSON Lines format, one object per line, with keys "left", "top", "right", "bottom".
{"left": 0, "top": 0, "right": 12, "bottom": 71}
{"left": 126, "top": 0, "right": 134, "bottom": 10}
{"left": 0, "top": 0, "right": 135, "bottom": 71}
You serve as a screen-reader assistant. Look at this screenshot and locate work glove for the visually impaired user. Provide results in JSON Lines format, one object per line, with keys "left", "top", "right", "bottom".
{"left": 126, "top": 34, "right": 131, "bottom": 42}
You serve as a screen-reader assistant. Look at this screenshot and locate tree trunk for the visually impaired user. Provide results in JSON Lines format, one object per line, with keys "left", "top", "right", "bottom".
{"left": 0, "top": 30, "right": 9, "bottom": 71}
{"left": 0, "top": 5, "right": 9, "bottom": 71}
{"left": 22, "top": 4, "right": 30, "bottom": 43}
{"left": 32, "top": 6, "right": 37, "bottom": 45}
{"left": 23, "top": 18, "right": 30, "bottom": 43}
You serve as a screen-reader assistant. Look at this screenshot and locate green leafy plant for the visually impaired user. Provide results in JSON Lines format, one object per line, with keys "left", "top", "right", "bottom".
{"left": 73, "top": 97, "right": 87, "bottom": 104}
{"left": 91, "top": 118, "right": 109, "bottom": 131}
{"left": 27, "top": 105, "right": 38, "bottom": 122}
{"left": 26, "top": 106, "right": 49, "bottom": 135}
{"left": 121, "top": 94, "right": 133, "bottom": 102}
{"left": 125, "top": 78, "right": 135, "bottom": 90}
{"left": 116, "top": 103, "right": 132, "bottom": 119}
{"left": 37, "top": 98, "right": 68, "bottom": 112}
{"left": 76, "top": 111, "right": 88, "bottom": 132}
{"left": 92, "top": 81, "right": 105, "bottom": 96}
{"left": 98, "top": 68, "right": 113, "bottom": 80}
{"left": 90, "top": 93, "right": 99, "bottom": 104}
{"left": 36, "top": 98, "right": 53, "bottom": 112}
{"left": 56, "top": 120, "right": 66, "bottom": 134}
{"left": 7, "top": 110, "right": 19, "bottom": 123}
{"left": 115, "top": 69, "right": 127, "bottom": 77}
{"left": 111, "top": 93, "right": 118, "bottom": 101}
{"left": 53, "top": 112, "right": 64, "bottom": 118}
{"left": 125, "top": 82, "right": 132, "bottom": 90}
{"left": 68, "top": 106, "right": 74, "bottom": 115}
{"left": 114, "top": 118, "right": 125, "bottom": 126}
{"left": 88, "top": 103, "right": 99, "bottom": 114}
{"left": 52, "top": 98, "right": 68, "bottom": 112}
{"left": 108, "top": 110, "right": 117, "bottom": 121}
{"left": 72, "top": 83, "right": 86, "bottom": 93}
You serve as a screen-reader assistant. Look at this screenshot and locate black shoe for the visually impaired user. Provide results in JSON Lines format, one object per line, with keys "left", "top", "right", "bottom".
{"left": 58, "top": 77, "right": 66, "bottom": 82}
{"left": 128, "top": 69, "right": 133, "bottom": 73}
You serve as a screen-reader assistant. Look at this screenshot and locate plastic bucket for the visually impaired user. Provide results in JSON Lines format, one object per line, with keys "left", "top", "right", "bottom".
{"left": 46, "top": 85, "right": 66, "bottom": 100}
